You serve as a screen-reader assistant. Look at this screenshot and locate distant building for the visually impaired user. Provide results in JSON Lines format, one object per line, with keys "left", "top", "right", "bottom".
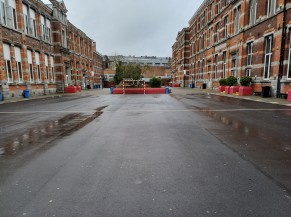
{"left": 103, "top": 55, "right": 171, "bottom": 86}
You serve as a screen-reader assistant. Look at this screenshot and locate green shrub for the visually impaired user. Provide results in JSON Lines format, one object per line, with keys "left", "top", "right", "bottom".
{"left": 219, "top": 78, "right": 227, "bottom": 86}
{"left": 226, "top": 76, "right": 238, "bottom": 86}
{"left": 149, "top": 77, "right": 161, "bottom": 88}
{"left": 239, "top": 76, "right": 252, "bottom": 86}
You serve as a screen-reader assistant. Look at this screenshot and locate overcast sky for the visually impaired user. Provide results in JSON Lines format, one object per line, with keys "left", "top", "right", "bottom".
{"left": 42, "top": 0, "right": 203, "bottom": 57}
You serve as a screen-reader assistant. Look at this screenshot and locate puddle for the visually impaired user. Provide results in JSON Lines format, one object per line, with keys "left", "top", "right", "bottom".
{"left": 0, "top": 106, "right": 106, "bottom": 157}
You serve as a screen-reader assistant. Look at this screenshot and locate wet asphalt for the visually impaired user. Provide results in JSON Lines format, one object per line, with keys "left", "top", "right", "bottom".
{"left": 0, "top": 93, "right": 291, "bottom": 216}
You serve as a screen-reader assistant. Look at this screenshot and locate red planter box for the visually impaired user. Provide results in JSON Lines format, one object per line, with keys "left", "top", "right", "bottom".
{"left": 218, "top": 86, "right": 226, "bottom": 92}
{"left": 65, "top": 86, "right": 77, "bottom": 93}
{"left": 76, "top": 85, "right": 81, "bottom": 92}
{"left": 225, "top": 86, "right": 230, "bottom": 94}
{"left": 239, "top": 86, "right": 253, "bottom": 96}
{"left": 229, "top": 86, "right": 239, "bottom": 94}
{"left": 288, "top": 89, "right": 291, "bottom": 102}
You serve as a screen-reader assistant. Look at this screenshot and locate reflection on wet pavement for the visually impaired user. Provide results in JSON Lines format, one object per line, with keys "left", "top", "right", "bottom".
{"left": 0, "top": 108, "right": 104, "bottom": 158}
{"left": 198, "top": 106, "right": 291, "bottom": 193}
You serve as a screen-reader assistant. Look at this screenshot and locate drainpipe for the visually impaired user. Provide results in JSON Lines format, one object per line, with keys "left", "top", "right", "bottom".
{"left": 276, "top": 0, "right": 287, "bottom": 98}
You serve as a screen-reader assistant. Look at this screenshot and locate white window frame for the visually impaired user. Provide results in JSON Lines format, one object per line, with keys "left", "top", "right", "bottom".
{"left": 4, "top": 43, "right": 13, "bottom": 83}
{"left": 287, "top": 33, "right": 291, "bottom": 79}
{"left": 249, "top": 0, "right": 257, "bottom": 26}
{"left": 216, "top": 22, "right": 220, "bottom": 42}
{"left": 27, "top": 50, "right": 34, "bottom": 82}
{"left": 246, "top": 42, "right": 253, "bottom": 76}
{"left": 35, "top": 52, "right": 41, "bottom": 82}
{"left": 234, "top": 6, "right": 241, "bottom": 34}
{"left": 267, "top": 0, "right": 276, "bottom": 17}
{"left": 222, "top": 51, "right": 227, "bottom": 78}
{"left": 14, "top": 47, "right": 23, "bottom": 83}
{"left": 263, "top": 35, "right": 273, "bottom": 80}
{"left": 0, "top": 0, "right": 7, "bottom": 25}
{"left": 45, "top": 54, "right": 49, "bottom": 80}
{"left": 224, "top": 16, "right": 229, "bottom": 38}
{"left": 9, "top": 0, "right": 17, "bottom": 29}
{"left": 50, "top": 56, "right": 55, "bottom": 82}
{"left": 210, "top": 27, "right": 213, "bottom": 46}
{"left": 214, "top": 54, "right": 218, "bottom": 79}
{"left": 62, "top": 29, "right": 67, "bottom": 47}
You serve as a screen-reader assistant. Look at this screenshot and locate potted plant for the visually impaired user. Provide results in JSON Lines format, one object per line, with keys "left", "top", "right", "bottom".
{"left": 239, "top": 76, "right": 253, "bottom": 96}
{"left": 218, "top": 78, "right": 227, "bottom": 93}
{"left": 226, "top": 76, "right": 238, "bottom": 94}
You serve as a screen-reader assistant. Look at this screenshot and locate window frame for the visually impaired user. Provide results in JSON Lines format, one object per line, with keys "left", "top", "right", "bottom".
{"left": 263, "top": 35, "right": 273, "bottom": 80}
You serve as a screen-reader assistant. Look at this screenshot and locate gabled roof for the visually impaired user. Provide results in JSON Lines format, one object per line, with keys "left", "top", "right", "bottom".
{"left": 57, "top": 0, "right": 67, "bottom": 10}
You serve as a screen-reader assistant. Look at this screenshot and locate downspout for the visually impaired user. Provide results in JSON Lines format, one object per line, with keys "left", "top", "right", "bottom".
{"left": 276, "top": 0, "right": 287, "bottom": 98}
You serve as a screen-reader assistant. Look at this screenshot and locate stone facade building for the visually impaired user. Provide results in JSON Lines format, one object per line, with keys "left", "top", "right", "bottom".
{"left": 172, "top": 0, "right": 291, "bottom": 96}
{"left": 0, "top": 0, "right": 103, "bottom": 100}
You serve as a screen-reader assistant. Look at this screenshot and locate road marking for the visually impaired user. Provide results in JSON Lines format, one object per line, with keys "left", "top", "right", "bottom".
{"left": 1, "top": 108, "right": 291, "bottom": 114}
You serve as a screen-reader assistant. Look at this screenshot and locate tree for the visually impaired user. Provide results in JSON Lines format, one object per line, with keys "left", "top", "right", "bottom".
{"left": 114, "top": 63, "right": 143, "bottom": 84}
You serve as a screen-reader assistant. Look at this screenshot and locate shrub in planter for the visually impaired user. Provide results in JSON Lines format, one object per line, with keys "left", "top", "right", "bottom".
{"left": 226, "top": 76, "right": 238, "bottom": 86}
{"left": 239, "top": 76, "right": 253, "bottom": 96}
{"left": 239, "top": 76, "right": 252, "bottom": 86}
{"left": 219, "top": 78, "right": 227, "bottom": 86}
{"left": 218, "top": 78, "right": 227, "bottom": 92}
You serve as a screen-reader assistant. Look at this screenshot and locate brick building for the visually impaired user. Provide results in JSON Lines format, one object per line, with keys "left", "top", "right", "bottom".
{"left": 0, "top": 0, "right": 103, "bottom": 100}
{"left": 172, "top": 0, "right": 291, "bottom": 96}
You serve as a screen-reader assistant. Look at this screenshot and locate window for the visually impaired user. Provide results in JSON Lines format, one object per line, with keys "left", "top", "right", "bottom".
{"left": 210, "top": 27, "right": 213, "bottom": 46}
{"left": 41, "top": 15, "right": 51, "bottom": 43}
{"left": 202, "top": 59, "right": 205, "bottom": 79}
{"left": 210, "top": 2, "right": 214, "bottom": 20}
{"left": 216, "top": 0, "right": 221, "bottom": 14}
{"left": 14, "top": 47, "right": 23, "bottom": 83}
{"left": 249, "top": 0, "right": 257, "bottom": 25}
{"left": 267, "top": 0, "right": 276, "bottom": 16}
{"left": 50, "top": 56, "right": 55, "bottom": 82}
{"left": 1, "top": 0, "right": 17, "bottom": 29}
{"left": 35, "top": 52, "right": 41, "bottom": 82}
{"left": 231, "top": 52, "right": 238, "bottom": 77}
{"left": 4, "top": 44, "right": 13, "bottom": 83}
{"left": 45, "top": 54, "right": 49, "bottom": 80}
{"left": 216, "top": 22, "right": 220, "bottom": 42}
{"left": 214, "top": 54, "right": 218, "bottom": 79}
{"left": 246, "top": 42, "right": 253, "bottom": 76}
{"left": 222, "top": 51, "right": 227, "bottom": 78}
{"left": 27, "top": 50, "right": 34, "bottom": 82}
{"left": 23, "top": 5, "right": 36, "bottom": 37}
{"left": 0, "top": 0, "right": 6, "bottom": 25}
{"left": 234, "top": 6, "right": 241, "bottom": 34}
{"left": 264, "top": 35, "right": 273, "bottom": 79}
{"left": 224, "top": 16, "right": 229, "bottom": 38}
{"left": 10, "top": 0, "right": 17, "bottom": 29}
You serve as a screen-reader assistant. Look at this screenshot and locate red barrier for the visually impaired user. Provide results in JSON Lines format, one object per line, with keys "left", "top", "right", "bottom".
{"left": 112, "top": 88, "right": 167, "bottom": 94}
{"left": 65, "top": 86, "right": 77, "bottom": 93}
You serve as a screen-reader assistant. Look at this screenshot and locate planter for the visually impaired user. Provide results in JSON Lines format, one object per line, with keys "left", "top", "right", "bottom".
{"left": 229, "top": 86, "right": 239, "bottom": 94}
{"left": 225, "top": 86, "right": 230, "bottom": 94}
{"left": 218, "top": 86, "right": 226, "bottom": 93}
{"left": 239, "top": 86, "right": 253, "bottom": 96}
